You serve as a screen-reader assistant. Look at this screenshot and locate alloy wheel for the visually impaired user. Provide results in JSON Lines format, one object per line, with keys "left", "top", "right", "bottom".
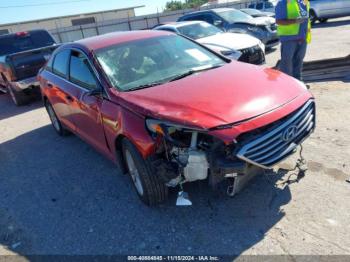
{"left": 47, "top": 103, "right": 61, "bottom": 132}
{"left": 125, "top": 149, "right": 144, "bottom": 196}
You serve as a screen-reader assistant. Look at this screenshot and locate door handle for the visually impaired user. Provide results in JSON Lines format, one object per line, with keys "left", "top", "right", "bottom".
{"left": 66, "top": 95, "right": 73, "bottom": 101}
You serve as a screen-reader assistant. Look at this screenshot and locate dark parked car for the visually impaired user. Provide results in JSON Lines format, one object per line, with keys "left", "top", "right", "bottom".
{"left": 0, "top": 29, "right": 58, "bottom": 105}
{"left": 177, "top": 8, "right": 279, "bottom": 49}
{"left": 38, "top": 31, "right": 314, "bottom": 206}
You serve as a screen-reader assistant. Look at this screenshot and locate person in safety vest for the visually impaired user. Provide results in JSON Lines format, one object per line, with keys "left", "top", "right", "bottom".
{"left": 276, "top": 0, "right": 311, "bottom": 81}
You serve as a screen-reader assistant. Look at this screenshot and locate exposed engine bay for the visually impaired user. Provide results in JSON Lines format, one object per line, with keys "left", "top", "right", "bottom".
{"left": 146, "top": 119, "right": 247, "bottom": 193}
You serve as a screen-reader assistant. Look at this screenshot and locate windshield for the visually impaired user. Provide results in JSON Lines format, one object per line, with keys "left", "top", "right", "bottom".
{"left": 217, "top": 10, "right": 253, "bottom": 23}
{"left": 177, "top": 22, "right": 223, "bottom": 40}
{"left": 0, "top": 31, "right": 55, "bottom": 56}
{"left": 265, "top": 2, "right": 274, "bottom": 8}
{"left": 96, "top": 35, "right": 226, "bottom": 91}
{"left": 242, "top": 9, "right": 261, "bottom": 16}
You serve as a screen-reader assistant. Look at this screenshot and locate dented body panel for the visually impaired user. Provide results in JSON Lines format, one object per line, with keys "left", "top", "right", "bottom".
{"left": 39, "top": 31, "right": 314, "bottom": 194}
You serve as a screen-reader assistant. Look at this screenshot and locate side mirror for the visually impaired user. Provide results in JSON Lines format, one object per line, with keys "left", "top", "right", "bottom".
{"left": 87, "top": 88, "right": 102, "bottom": 96}
{"left": 213, "top": 20, "right": 223, "bottom": 27}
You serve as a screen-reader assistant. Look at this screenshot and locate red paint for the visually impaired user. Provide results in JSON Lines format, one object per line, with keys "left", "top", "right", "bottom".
{"left": 39, "top": 31, "right": 313, "bottom": 163}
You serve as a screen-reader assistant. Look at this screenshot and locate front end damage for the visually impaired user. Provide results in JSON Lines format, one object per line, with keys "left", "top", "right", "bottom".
{"left": 146, "top": 99, "right": 316, "bottom": 202}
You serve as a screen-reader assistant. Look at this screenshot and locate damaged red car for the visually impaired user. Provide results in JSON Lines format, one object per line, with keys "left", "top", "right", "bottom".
{"left": 38, "top": 31, "right": 315, "bottom": 206}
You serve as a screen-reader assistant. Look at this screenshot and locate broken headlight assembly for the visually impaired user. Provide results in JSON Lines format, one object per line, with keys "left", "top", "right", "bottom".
{"left": 146, "top": 119, "right": 204, "bottom": 146}
{"left": 146, "top": 119, "right": 210, "bottom": 184}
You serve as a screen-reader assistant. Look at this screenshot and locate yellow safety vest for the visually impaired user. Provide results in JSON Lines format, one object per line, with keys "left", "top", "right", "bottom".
{"left": 277, "top": 0, "right": 311, "bottom": 43}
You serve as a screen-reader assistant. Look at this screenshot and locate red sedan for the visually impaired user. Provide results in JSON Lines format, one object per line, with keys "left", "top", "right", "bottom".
{"left": 38, "top": 30, "right": 315, "bottom": 206}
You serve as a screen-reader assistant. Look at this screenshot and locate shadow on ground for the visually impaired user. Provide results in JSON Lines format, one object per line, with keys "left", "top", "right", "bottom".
{"left": 0, "top": 125, "right": 294, "bottom": 255}
{"left": 0, "top": 93, "right": 42, "bottom": 121}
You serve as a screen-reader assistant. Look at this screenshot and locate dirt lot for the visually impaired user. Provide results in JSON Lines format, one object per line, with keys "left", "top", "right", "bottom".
{"left": 0, "top": 17, "right": 349, "bottom": 258}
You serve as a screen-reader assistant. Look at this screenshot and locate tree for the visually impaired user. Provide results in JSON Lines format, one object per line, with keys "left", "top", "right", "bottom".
{"left": 164, "top": 0, "right": 209, "bottom": 11}
{"left": 184, "top": 0, "right": 209, "bottom": 9}
{"left": 165, "top": 1, "right": 184, "bottom": 11}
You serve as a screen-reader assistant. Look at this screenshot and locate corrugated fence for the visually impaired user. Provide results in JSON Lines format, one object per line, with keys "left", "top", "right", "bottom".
{"left": 50, "top": 0, "right": 257, "bottom": 43}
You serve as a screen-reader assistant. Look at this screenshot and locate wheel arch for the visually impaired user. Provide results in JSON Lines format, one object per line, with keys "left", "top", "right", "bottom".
{"left": 114, "top": 134, "right": 128, "bottom": 175}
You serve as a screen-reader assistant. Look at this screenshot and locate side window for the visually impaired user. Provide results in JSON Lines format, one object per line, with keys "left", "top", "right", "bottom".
{"left": 52, "top": 49, "right": 70, "bottom": 78}
{"left": 256, "top": 3, "right": 264, "bottom": 9}
{"left": 248, "top": 3, "right": 255, "bottom": 8}
{"left": 46, "top": 55, "right": 55, "bottom": 72}
{"left": 201, "top": 14, "right": 214, "bottom": 24}
{"left": 69, "top": 50, "right": 97, "bottom": 90}
{"left": 182, "top": 15, "right": 195, "bottom": 21}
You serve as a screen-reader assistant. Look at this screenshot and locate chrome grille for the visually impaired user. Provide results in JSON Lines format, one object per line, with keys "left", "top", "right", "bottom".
{"left": 237, "top": 100, "right": 315, "bottom": 168}
{"left": 270, "top": 23, "right": 277, "bottom": 31}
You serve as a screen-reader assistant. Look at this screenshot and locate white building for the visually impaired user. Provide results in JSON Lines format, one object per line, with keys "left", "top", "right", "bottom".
{"left": 0, "top": 6, "right": 144, "bottom": 36}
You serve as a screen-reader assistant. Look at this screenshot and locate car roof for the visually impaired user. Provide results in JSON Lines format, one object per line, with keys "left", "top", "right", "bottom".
{"left": 181, "top": 7, "right": 235, "bottom": 17}
{"left": 73, "top": 30, "right": 173, "bottom": 51}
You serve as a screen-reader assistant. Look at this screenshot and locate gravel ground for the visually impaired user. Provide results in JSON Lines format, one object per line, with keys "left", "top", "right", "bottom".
{"left": 0, "top": 17, "right": 349, "bottom": 258}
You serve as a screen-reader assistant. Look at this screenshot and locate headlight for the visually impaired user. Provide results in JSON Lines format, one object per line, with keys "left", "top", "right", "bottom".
{"left": 258, "top": 41, "right": 265, "bottom": 53}
{"left": 146, "top": 119, "right": 202, "bottom": 136}
{"left": 221, "top": 50, "right": 242, "bottom": 60}
{"left": 247, "top": 26, "right": 259, "bottom": 32}
{"left": 220, "top": 50, "right": 233, "bottom": 56}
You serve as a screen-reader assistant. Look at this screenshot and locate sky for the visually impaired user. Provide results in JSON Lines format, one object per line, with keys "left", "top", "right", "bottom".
{"left": 0, "top": 0, "right": 174, "bottom": 24}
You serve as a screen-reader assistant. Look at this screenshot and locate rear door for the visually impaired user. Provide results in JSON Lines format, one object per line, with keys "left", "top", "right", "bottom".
{"left": 45, "top": 49, "right": 77, "bottom": 131}
{"left": 67, "top": 49, "right": 108, "bottom": 154}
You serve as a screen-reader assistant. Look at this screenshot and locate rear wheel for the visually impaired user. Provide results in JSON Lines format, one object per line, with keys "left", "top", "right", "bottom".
{"left": 309, "top": 10, "right": 317, "bottom": 25}
{"left": 122, "top": 138, "right": 168, "bottom": 206}
{"left": 45, "top": 100, "right": 69, "bottom": 136}
{"left": 7, "top": 83, "right": 28, "bottom": 106}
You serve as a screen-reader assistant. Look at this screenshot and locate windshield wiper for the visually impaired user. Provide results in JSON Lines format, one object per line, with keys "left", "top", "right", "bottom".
{"left": 125, "top": 64, "right": 224, "bottom": 91}
{"left": 168, "top": 64, "right": 224, "bottom": 82}
{"left": 125, "top": 81, "right": 166, "bottom": 92}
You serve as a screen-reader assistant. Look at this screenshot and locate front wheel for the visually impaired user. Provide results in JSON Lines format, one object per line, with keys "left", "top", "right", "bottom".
{"left": 319, "top": 18, "right": 328, "bottom": 23}
{"left": 309, "top": 10, "right": 317, "bottom": 25}
{"left": 122, "top": 138, "right": 168, "bottom": 206}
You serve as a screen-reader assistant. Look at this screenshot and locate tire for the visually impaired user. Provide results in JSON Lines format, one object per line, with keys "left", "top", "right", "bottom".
{"left": 45, "top": 100, "right": 70, "bottom": 136}
{"left": 122, "top": 138, "right": 168, "bottom": 206}
{"left": 309, "top": 10, "right": 317, "bottom": 25}
{"left": 319, "top": 18, "right": 328, "bottom": 23}
{"left": 7, "top": 83, "right": 28, "bottom": 106}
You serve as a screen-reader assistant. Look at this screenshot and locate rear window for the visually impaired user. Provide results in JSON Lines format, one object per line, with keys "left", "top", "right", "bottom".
{"left": 0, "top": 30, "right": 55, "bottom": 56}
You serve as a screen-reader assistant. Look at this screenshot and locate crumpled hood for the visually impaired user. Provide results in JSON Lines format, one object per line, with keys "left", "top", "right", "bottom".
{"left": 197, "top": 32, "right": 260, "bottom": 50}
{"left": 119, "top": 62, "right": 308, "bottom": 129}
{"left": 236, "top": 16, "right": 273, "bottom": 26}
{"left": 252, "top": 16, "right": 275, "bottom": 25}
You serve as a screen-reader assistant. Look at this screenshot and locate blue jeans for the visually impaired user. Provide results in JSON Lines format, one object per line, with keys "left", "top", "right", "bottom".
{"left": 279, "top": 40, "right": 307, "bottom": 80}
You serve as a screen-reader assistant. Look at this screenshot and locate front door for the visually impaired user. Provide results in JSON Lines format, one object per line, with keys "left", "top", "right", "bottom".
{"left": 67, "top": 49, "right": 108, "bottom": 154}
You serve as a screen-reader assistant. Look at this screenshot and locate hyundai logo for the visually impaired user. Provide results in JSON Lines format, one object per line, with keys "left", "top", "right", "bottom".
{"left": 282, "top": 125, "right": 298, "bottom": 142}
